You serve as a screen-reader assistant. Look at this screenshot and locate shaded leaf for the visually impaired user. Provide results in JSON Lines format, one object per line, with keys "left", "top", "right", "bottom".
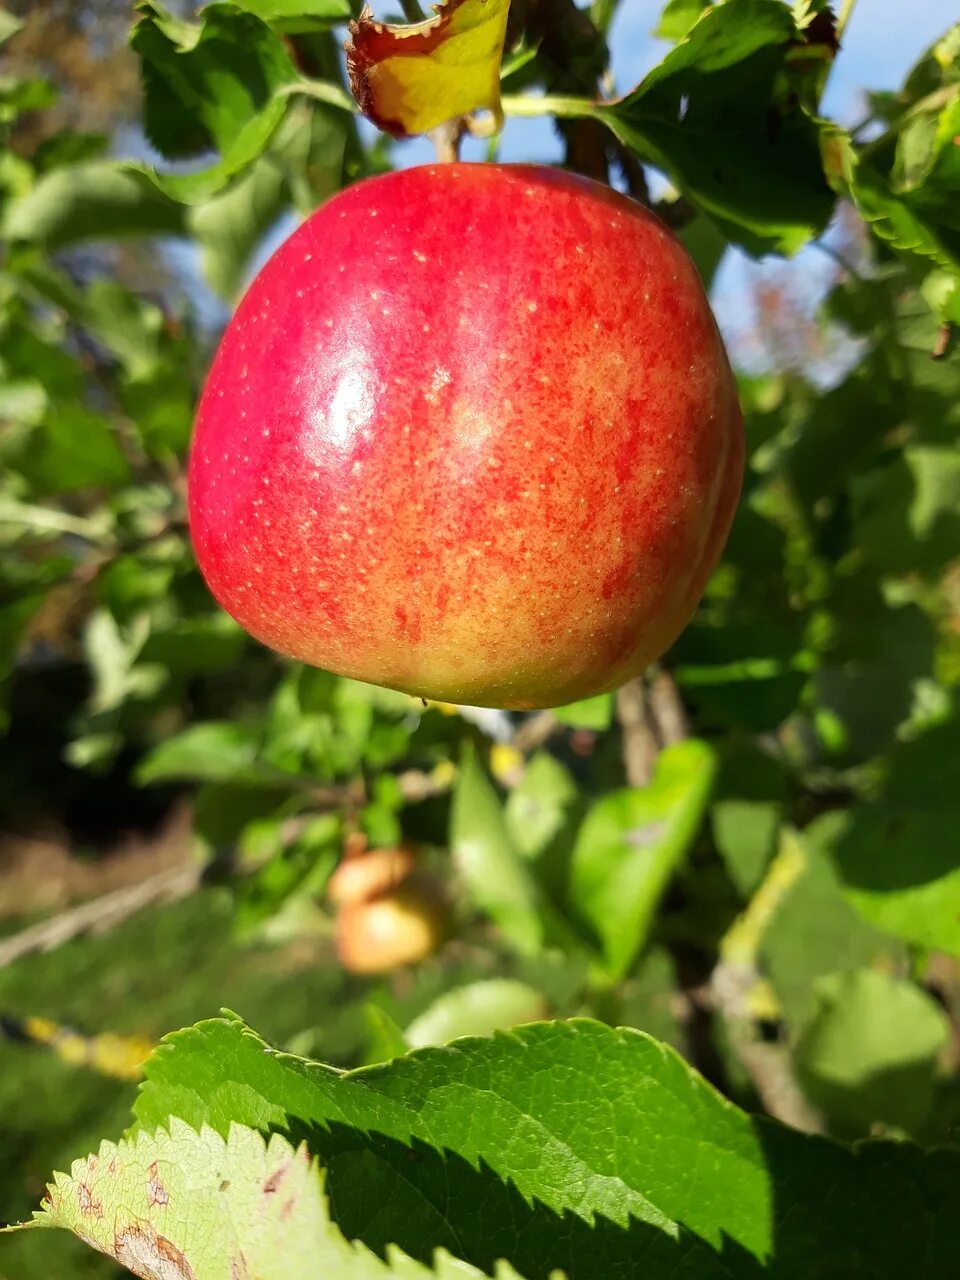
{"left": 16, "top": 405, "right": 130, "bottom": 494}
{"left": 761, "top": 839, "right": 896, "bottom": 1028}
{"left": 132, "top": 1, "right": 297, "bottom": 202}
{"left": 796, "top": 969, "right": 950, "bottom": 1138}
{"left": 809, "top": 719, "right": 960, "bottom": 956}
{"left": 601, "top": 0, "right": 833, "bottom": 253}
{"left": 711, "top": 745, "right": 787, "bottom": 897}
{"left": 189, "top": 152, "right": 289, "bottom": 300}
{"left": 504, "top": 751, "right": 577, "bottom": 861}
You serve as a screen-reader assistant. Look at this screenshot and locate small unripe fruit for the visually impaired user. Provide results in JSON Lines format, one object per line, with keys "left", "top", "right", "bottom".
{"left": 189, "top": 164, "right": 743, "bottom": 709}
{"left": 326, "top": 844, "right": 417, "bottom": 908}
{"left": 335, "top": 883, "right": 447, "bottom": 974}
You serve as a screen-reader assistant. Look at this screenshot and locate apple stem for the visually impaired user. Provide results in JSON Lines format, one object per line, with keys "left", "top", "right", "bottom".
{"left": 430, "top": 118, "right": 464, "bottom": 163}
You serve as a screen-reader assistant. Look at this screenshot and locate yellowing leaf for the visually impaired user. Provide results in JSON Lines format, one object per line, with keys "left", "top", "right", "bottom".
{"left": 13, "top": 1119, "right": 534, "bottom": 1278}
{"left": 346, "top": 0, "right": 510, "bottom": 138}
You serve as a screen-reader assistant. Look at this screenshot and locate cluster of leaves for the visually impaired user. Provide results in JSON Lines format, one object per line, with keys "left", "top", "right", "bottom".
{"left": 8, "top": 1012, "right": 960, "bottom": 1277}
{"left": 1, "top": 0, "right": 960, "bottom": 1274}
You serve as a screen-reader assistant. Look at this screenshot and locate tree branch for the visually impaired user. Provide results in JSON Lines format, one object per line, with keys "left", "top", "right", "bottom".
{"left": 615, "top": 678, "right": 660, "bottom": 787}
{"left": 0, "top": 865, "right": 200, "bottom": 971}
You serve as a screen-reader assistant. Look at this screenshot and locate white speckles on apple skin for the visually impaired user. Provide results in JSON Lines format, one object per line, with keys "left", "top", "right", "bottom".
{"left": 188, "top": 163, "right": 743, "bottom": 708}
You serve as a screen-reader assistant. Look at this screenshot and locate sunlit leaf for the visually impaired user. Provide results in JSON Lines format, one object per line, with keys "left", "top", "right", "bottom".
{"left": 450, "top": 743, "right": 544, "bottom": 954}
{"left": 570, "top": 740, "right": 717, "bottom": 978}
{"left": 16, "top": 1120, "right": 522, "bottom": 1278}
{"left": 404, "top": 979, "right": 548, "bottom": 1047}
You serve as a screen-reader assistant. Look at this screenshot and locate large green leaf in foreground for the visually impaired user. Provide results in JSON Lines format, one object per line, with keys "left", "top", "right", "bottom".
{"left": 128, "top": 1015, "right": 960, "bottom": 1278}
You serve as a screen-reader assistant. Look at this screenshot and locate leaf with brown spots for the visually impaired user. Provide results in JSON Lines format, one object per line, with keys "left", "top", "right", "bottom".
{"left": 3, "top": 1119, "right": 541, "bottom": 1278}
{"left": 345, "top": 0, "right": 510, "bottom": 138}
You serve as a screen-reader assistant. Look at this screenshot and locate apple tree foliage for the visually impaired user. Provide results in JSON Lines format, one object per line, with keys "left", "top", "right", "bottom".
{"left": 2, "top": 0, "right": 960, "bottom": 1275}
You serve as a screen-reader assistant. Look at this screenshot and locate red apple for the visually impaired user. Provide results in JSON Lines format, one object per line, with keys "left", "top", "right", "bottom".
{"left": 189, "top": 164, "right": 743, "bottom": 709}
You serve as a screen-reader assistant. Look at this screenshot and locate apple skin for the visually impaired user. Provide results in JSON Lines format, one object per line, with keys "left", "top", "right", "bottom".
{"left": 188, "top": 163, "right": 743, "bottom": 709}
{"left": 334, "top": 884, "right": 448, "bottom": 974}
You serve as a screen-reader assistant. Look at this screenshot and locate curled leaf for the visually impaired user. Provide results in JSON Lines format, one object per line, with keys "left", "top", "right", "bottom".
{"left": 346, "top": 0, "right": 510, "bottom": 138}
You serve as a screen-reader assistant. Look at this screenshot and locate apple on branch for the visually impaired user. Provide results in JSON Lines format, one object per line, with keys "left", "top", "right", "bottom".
{"left": 187, "top": 1, "right": 743, "bottom": 710}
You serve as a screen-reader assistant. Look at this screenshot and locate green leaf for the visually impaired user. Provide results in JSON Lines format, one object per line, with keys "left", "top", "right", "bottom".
{"left": 228, "top": 0, "right": 352, "bottom": 30}
{"left": 0, "top": 77, "right": 58, "bottom": 124}
{"left": 450, "top": 744, "right": 545, "bottom": 955}
{"left": 234, "top": 814, "right": 341, "bottom": 935}
{"left": 76, "top": 280, "right": 166, "bottom": 381}
{"left": 601, "top": 0, "right": 833, "bottom": 254}
{"left": 808, "top": 719, "right": 960, "bottom": 956}
{"left": 3, "top": 163, "right": 186, "bottom": 247}
{"left": 795, "top": 970, "right": 950, "bottom": 1138}
{"left": 132, "top": 1, "right": 298, "bottom": 202}
{"left": 504, "top": 751, "right": 578, "bottom": 860}
{"left": 761, "top": 840, "right": 896, "bottom": 1028}
{"left": 137, "top": 721, "right": 262, "bottom": 784}
{"left": 132, "top": 1014, "right": 960, "bottom": 1276}
{"left": 135, "top": 1015, "right": 769, "bottom": 1263}
{"left": 569, "top": 740, "right": 717, "bottom": 978}
{"left": 15, "top": 406, "right": 130, "bottom": 495}
{"left": 551, "top": 692, "right": 614, "bottom": 729}
{"left": 824, "top": 126, "right": 960, "bottom": 314}
{"left": 851, "top": 445, "right": 960, "bottom": 575}
{"left": 404, "top": 979, "right": 548, "bottom": 1048}
{"left": 677, "top": 211, "right": 728, "bottom": 292}
{"left": 188, "top": 152, "right": 289, "bottom": 301}
{"left": 711, "top": 745, "right": 787, "bottom": 896}
{"left": 654, "top": 0, "right": 711, "bottom": 42}
{"left": 20, "top": 1119, "right": 519, "bottom": 1279}
{"left": 0, "top": 6, "right": 22, "bottom": 44}
{"left": 364, "top": 1005, "right": 410, "bottom": 1064}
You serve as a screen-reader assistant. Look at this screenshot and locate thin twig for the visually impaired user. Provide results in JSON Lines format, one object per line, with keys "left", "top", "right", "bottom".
{"left": 647, "top": 669, "right": 689, "bottom": 745}
{"left": 835, "top": 0, "right": 858, "bottom": 42}
{"left": 710, "top": 833, "right": 825, "bottom": 1133}
{"left": 430, "top": 119, "right": 464, "bottom": 163}
{"left": 0, "top": 865, "right": 200, "bottom": 971}
{"left": 511, "top": 710, "right": 559, "bottom": 754}
{"left": 615, "top": 678, "right": 659, "bottom": 787}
